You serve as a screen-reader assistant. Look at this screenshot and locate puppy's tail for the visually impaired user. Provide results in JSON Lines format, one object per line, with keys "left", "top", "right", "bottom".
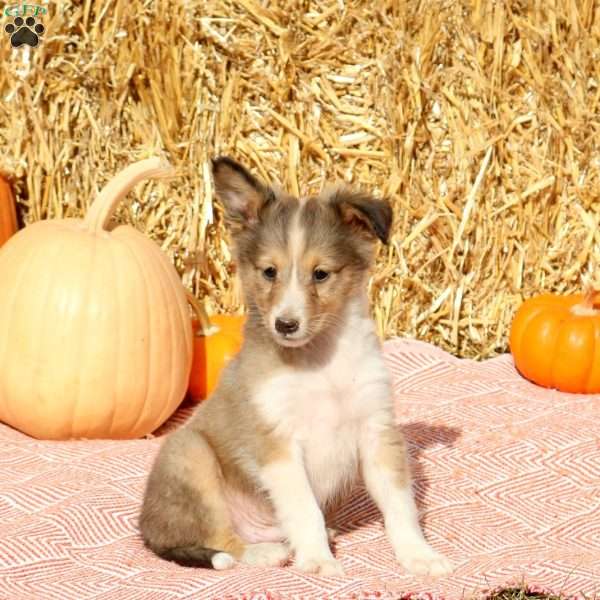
{"left": 152, "top": 544, "right": 235, "bottom": 570}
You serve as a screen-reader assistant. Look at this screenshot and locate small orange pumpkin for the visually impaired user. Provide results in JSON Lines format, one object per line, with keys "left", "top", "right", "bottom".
{"left": 0, "top": 174, "right": 18, "bottom": 247}
{"left": 509, "top": 289, "right": 600, "bottom": 393}
{"left": 186, "top": 291, "right": 245, "bottom": 401}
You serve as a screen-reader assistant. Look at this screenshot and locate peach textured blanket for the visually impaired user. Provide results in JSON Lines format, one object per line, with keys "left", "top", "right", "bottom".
{"left": 1, "top": 339, "right": 598, "bottom": 600}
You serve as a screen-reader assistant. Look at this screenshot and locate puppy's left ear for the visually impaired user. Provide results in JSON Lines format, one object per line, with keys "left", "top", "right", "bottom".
{"left": 330, "top": 188, "right": 393, "bottom": 244}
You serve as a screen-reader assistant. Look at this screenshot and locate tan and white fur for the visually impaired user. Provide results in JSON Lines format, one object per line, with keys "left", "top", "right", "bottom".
{"left": 140, "top": 157, "right": 452, "bottom": 577}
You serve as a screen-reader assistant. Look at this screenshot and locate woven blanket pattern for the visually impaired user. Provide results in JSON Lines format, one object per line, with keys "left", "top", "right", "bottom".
{"left": 0, "top": 339, "right": 598, "bottom": 600}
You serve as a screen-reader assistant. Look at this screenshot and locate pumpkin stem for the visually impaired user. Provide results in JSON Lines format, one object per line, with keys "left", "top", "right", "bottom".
{"left": 185, "top": 290, "right": 220, "bottom": 337}
{"left": 571, "top": 285, "right": 600, "bottom": 316}
{"left": 84, "top": 158, "right": 175, "bottom": 233}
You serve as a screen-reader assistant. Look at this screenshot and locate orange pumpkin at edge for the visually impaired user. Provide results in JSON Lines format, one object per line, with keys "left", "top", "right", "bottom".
{"left": 0, "top": 174, "right": 18, "bottom": 247}
{"left": 509, "top": 289, "right": 600, "bottom": 393}
{"left": 186, "top": 291, "right": 245, "bottom": 402}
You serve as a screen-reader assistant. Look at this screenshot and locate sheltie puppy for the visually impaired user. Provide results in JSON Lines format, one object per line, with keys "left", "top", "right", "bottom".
{"left": 140, "top": 157, "right": 452, "bottom": 577}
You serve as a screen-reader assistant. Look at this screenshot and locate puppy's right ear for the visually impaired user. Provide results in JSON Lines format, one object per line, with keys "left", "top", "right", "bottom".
{"left": 212, "top": 157, "right": 273, "bottom": 227}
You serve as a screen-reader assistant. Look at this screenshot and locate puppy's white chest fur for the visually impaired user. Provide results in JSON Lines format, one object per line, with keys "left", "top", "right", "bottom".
{"left": 253, "top": 308, "right": 391, "bottom": 506}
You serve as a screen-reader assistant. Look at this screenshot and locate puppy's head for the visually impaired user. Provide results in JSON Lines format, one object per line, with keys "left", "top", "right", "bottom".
{"left": 212, "top": 157, "right": 392, "bottom": 348}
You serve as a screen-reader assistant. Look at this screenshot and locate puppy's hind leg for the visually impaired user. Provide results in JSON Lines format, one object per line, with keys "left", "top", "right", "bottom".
{"left": 140, "top": 427, "right": 244, "bottom": 570}
{"left": 241, "top": 542, "right": 290, "bottom": 567}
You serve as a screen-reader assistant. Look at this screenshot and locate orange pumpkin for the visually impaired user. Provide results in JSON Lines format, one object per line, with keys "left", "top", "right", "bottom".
{"left": 186, "top": 291, "right": 245, "bottom": 401}
{"left": 0, "top": 158, "right": 193, "bottom": 439}
{"left": 0, "top": 174, "right": 18, "bottom": 247}
{"left": 509, "top": 289, "right": 600, "bottom": 393}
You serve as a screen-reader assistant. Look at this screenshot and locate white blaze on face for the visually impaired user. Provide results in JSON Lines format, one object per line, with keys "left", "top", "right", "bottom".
{"left": 271, "top": 209, "right": 307, "bottom": 342}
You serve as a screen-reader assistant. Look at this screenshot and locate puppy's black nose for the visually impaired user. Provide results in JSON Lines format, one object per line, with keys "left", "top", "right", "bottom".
{"left": 275, "top": 317, "right": 299, "bottom": 335}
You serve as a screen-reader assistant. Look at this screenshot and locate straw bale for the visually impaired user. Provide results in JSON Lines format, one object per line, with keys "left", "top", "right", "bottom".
{"left": 1, "top": 0, "right": 599, "bottom": 358}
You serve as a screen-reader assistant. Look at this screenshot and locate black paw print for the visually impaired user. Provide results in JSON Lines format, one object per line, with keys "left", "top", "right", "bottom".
{"left": 4, "top": 16, "right": 45, "bottom": 48}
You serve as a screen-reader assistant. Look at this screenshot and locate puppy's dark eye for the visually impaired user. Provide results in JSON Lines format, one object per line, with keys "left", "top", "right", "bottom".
{"left": 313, "top": 269, "right": 330, "bottom": 282}
{"left": 263, "top": 266, "right": 277, "bottom": 281}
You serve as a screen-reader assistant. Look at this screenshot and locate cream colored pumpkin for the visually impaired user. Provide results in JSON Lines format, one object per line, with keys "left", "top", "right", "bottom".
{"left": 0, "top": 159, "right": 192, "bottom": 440}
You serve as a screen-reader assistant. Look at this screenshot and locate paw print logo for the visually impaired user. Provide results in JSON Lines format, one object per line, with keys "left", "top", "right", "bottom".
{"left": 4, "top": 15, "right": 45, "bottom": 48}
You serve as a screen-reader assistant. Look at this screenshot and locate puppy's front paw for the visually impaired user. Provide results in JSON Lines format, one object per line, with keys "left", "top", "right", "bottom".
{"left": 295, "top": 555, "right": 345, "bottom": 576}
{"left": 396, "top": 544, "right": 453, "bottom": 577}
